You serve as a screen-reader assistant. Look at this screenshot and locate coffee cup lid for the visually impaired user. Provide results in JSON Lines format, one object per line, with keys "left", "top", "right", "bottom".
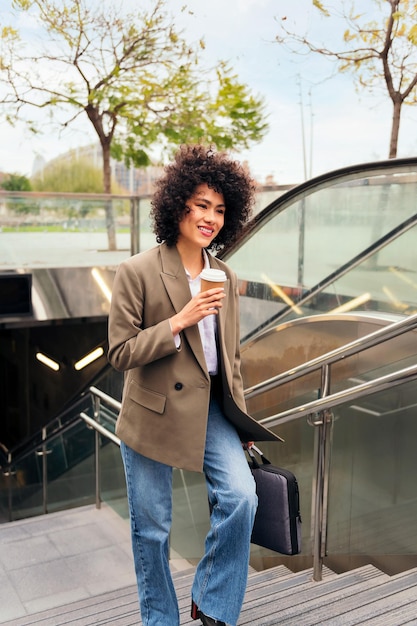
{"left": 200, "top": 268, "right": 227, "bottom": 282}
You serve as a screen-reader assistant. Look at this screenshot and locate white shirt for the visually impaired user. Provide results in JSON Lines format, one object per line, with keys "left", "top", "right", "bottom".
{"left": 173, "top": 250, "right": 219, "bottom": 375}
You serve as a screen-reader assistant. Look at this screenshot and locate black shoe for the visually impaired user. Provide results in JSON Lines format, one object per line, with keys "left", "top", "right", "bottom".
{"left": 197, "top": 610, "right": 226, "bottom": 626}
{"left": 191, "top": 600, "right": 226, "bottom": 626}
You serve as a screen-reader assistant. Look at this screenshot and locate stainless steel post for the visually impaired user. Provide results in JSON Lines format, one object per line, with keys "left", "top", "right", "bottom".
{"left": 93, "top": 395, "right": 101, "bottom": 509}
{"left": 310, "top": 363, "right": 333, "bottom": 581}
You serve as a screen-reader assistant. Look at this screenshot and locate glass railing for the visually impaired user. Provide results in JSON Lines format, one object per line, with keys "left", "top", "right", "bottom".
{"left": 0, "top": 188, "right": 285, "bottom": 271}
{"left": 0, "top": 396, "right": 96, "bottom": 521}
{"left": 0, "top": 191, "right": 140, "bottom": 270}
{"left": 325, "top": 375, "right": 417, "bottom": 575}
{"left": 1, "top": 372, "right": 416, "bottom": 576}
{"left": 221, "top": 159, "right": 417, "bottom": 340}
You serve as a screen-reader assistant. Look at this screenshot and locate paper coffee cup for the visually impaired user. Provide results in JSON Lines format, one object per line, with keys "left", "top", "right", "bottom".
{"left": 200, "top": 268, "right": 227, "bottom": 292}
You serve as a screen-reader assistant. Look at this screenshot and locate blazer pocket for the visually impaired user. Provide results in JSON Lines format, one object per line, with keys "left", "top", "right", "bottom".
{"left": 128, "top": 380, "right": 166, "bottom": 415}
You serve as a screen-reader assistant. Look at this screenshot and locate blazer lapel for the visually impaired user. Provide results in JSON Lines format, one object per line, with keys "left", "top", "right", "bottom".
{"left": 159, "top": 243, "right": 208, "bottom": 377}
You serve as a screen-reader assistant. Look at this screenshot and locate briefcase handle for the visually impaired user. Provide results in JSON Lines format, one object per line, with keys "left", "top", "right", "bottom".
{"left": 245, "top": 444, "right": 271, "bottom": 469}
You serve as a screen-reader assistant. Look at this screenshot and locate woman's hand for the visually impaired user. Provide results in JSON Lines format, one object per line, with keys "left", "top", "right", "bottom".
{"left": 169, "top": 287, "right": 226, "bottom": 335}
{"left": 242, "top": 442, "right": 254, "bottom": 450}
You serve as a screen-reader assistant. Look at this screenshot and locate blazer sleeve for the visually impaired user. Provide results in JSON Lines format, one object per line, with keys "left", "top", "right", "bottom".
{"left": 108, "top": 259, "right": 178, "bottom": 372}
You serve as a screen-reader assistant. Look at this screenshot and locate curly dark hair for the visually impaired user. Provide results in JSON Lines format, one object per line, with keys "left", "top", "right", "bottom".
{"left": 150, "top": 145, "right": 256, "bottom": 250}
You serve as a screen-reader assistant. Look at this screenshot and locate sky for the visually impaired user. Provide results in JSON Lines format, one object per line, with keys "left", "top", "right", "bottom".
{"left": 0, "top": 0, "right": 416, "bottom": 185}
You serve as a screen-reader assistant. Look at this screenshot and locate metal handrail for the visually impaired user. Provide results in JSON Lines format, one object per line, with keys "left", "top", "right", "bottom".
{"left": 88, "top": 386, "right": 121, "bottom": 411}
{"left": 260, "top": 362, "right": 417, "bottom": 428}
{"left": 246, "top": 313, "right": 417, "bottom": 581}
{"left": 85, "top": 329, "right": 417, "bottom": 581}
{"left": 79, "top": 412, "right": 120, "bottom": 445}
{"left": 2, "top": 314, "right": 416, "bottom": 580}
{"left": 245, "top": 312, "right": 417, "bottom": 400}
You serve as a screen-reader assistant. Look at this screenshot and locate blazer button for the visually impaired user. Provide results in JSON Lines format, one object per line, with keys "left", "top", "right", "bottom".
{"left": 174, "top": 382, "right": 183, "bottom": 391}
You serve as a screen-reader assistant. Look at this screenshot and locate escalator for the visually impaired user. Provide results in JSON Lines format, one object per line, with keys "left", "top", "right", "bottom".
{"left": 219, "top": 157, "right": 417, "bottom": 341}
{"left": 1, "top": 157, "right": 416, "bottom": 575}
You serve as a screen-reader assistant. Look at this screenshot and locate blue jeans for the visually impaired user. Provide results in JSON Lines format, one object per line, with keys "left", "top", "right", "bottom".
{"left": 120, "top": 397, "right": 257, "bottom": 626}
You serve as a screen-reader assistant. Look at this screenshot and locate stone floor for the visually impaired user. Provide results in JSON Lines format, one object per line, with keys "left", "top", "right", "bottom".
{"left": 0, "top": 504, "right": 138, "bottom": 623}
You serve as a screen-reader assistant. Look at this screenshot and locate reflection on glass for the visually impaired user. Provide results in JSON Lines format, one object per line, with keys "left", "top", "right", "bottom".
{"left": 224, "top": 168, "right": 417, "bottom": 340}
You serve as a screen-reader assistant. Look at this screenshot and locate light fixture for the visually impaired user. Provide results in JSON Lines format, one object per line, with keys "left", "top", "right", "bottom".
{"left": 36, "top": 352, "right": 60, "bottom": 371}
{"left": 74, "top": 346, "right": 105, "bottom": 371}
{"left": 382, "top": 286, "right": 408, "bottom": 311}
{"left": 261, "top": 273, "right": 303, "bottom": 315}
{"left": 329, "top": 292, "right": 371, "bottom": 314}
{"left": 91, "top": 268, "right": 112, "bottom": 302}
{"left": 389, "top": 266, "right": 417, "bottom": 291}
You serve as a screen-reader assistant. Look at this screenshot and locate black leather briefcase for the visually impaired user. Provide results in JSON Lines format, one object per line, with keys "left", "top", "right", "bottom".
{"left": 247, "top": 445, "right": 302, "bottom": 555}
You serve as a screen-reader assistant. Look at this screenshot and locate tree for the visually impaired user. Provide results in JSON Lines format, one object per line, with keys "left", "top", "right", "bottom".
{"left": 0, "top": 0, "right": 268, "bottom": 249}
{"left": 276, "top": 0, "right": 417, "bottom": 158}
{"left": 31, "top": 156, "right": 122, "bottom": 194}
{"left": 1, "top": 173, "right": 31, "bottom": 190}
{"left": 30, "top": 156, "right": 126, "bottom": 222}
{"left": 0, "top": 172, "right": 36, "bottom": 214}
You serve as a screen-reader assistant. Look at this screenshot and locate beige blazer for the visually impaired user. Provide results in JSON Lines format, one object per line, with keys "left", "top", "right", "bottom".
{"left": 108, "top": 242, "right": 281, "bottom": 472}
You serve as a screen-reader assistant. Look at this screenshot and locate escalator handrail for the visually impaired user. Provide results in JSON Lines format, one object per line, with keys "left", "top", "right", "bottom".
{"left": 245, "top": 311, "right": 417, "bottom": 400}
{"left": 242, "top": 212, "right": 417, "bottom": 342}
{"left": 219, "top": 155, "right": 417, "bottom": 261}
{"left": 218, "top": 157, "right": 417, "bottom": 342}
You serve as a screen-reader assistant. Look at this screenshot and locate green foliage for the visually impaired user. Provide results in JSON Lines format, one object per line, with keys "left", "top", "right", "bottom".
{"left": 1, "top": 0, "right": 268, "bottom": 193}
{"left": 1, "top": 173, "right": 37, "bottom": 214}
{"left": 1, "top": 173, "right": 31, "bottom": 190}
{"left": 31, "top": 157, "right": 122, "bottom": 193}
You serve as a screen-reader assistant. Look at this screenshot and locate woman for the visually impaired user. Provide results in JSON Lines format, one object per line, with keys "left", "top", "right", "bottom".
{"left": 108, "top": 145, "right": 281, "bottom": 626}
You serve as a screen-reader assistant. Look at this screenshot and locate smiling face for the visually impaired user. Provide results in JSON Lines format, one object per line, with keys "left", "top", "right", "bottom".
{"left": 177, "top": 183, "right": 225, "bottom": 252}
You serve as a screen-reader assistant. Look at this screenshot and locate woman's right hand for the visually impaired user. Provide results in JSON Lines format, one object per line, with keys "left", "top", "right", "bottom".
{"left": 169, "top": 287, "right": 226, "bottom": 335}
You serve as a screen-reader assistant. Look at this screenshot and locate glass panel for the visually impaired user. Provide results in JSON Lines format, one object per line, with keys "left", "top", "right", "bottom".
{"left": 99, "top": 407, "right": 118, "bottom": 433}
{"left": 0, "top": 420, "right": 97, "bottom": 520}
{"left": 247, "top": 417, "right": 314, "bottom": 569}
{"left": 0, "top": 188, "right": 286, "bottom": 272}
{"left": 46, "top": 421, "right": 95, "bottom": 514}
{"left": 171, "top": 469, "right": 209, "bottom": 561}
{"left": 224, "top": 166, "right": 417, "bottom": 340}
{"left": 169, "top": 418, "right": 314, "bottom": 567}
{"left": 99, "top": 438, "right": 128, "bottom": 519}
{"left": 0, "top": 452, "right": 43, "bottom": 521}
{"left": 326, "top": 379, "right": 417, "bottom": 573}
{"left": 316, "top": 225, "right": 417, "bottom": 318}
{"left": 138, "top": 197, "right": 156, "bottom": 252}
{"left": 0, "top": 194, "right": 133, "bottom": 269}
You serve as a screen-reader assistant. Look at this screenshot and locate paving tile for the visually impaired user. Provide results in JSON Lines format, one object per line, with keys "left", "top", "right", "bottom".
{"left": 0, "top": 523, "right": 31, "bottom": 545}
{"left": 8, "top": 557, "right": 83, "bottom": 604}
{"left": 0, "top": 533, "right": 62, "bottom": 570}
{"left": 0, "top": 504, "right": 136, "bottom": 622}
{"left": 0, "top": 570, "right": 26, "bottom": 622}
{"left": 66, "top": 544, "right": 137, "bottom": 596}
{"left": 51, "top": 522, "right": 120, "bottom": 558}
